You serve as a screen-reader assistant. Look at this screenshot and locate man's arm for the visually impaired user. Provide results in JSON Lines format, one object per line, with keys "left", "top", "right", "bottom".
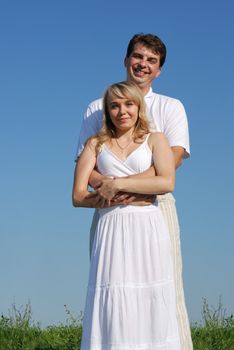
{"left": 127, "top": 146, "right": 185, "bottom": 178}
{"left": 89, "top": 166, "right": 155, "bottom": 189}
{"left": 111, "top": 146, "right": 184, "bottom": 204}
{"left": 89, "top": 169, "right": 113, "bottom": 189}
{"left": 163, "top": 98, "right": 190, "bottom": 159}
{"left": 87, "top": 165, "right": 156, "bottom": 205}
{"left": 97, "top": 133, "right": 175, "bottom": 201}
{"left": 172, "top": 146, "right": 185, "bottom": 169}
{"left": 75, "top": 100, "right": 103, "bottom": 160}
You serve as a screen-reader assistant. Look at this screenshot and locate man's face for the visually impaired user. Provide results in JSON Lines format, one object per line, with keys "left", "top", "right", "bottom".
{"left": 124, "top": 43, "right": 161, "bottom": 90}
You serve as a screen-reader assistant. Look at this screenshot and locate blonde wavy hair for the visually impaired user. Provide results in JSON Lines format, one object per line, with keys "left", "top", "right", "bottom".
{"left": 94, "top": 81, "right": 150, "bottom": 152}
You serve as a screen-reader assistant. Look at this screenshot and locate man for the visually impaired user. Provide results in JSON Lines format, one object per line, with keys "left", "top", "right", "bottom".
{"left": 74, "top": 33, "right": 193, "bottom": 349}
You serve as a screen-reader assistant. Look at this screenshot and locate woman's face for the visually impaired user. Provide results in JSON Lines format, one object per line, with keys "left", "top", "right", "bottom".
{"left": 107, "top": 96, "right": 139, "bottom": 134}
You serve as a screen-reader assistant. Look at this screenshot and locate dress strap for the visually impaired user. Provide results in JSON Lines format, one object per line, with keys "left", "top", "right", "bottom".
{"left": 144, "top": 133, "right": 151, "bottom": 143}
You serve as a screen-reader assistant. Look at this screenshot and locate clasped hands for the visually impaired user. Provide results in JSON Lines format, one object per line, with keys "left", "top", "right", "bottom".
{"left": 87, "top": 177, "right": 155, "bottom": 208}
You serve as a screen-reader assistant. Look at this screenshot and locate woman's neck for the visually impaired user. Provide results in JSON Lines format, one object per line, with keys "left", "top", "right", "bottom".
{"left": 114, "top": 128, "right": 135, "bottom": 140}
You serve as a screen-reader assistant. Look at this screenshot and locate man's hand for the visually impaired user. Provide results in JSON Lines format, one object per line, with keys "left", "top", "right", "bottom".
{"left": 92, "top": 176, "right": 114, "bottom": 190}
{"left": 89, "top": 169, "right": 114, "bottom": 190}
{"left": 85, "top": 191, "right": 110, "bottom": 208}
{"left": 89, "top": 170, "right": 157, "bottom": 207}
{"left": 112, "top": 192, "right": 156, "bottom": 206}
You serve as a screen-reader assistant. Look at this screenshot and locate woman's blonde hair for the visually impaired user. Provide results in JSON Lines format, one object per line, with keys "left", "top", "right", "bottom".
{"left": 95, "top": 81, "right": 150, "bottom": 151}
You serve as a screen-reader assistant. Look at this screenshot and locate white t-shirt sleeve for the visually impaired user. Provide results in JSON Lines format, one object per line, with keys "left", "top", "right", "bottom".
{"left": 163, "top": 99, "right": 190, "bottom": 158}
{"left": 75, "top": 101, "right": 103, "bottom": 160}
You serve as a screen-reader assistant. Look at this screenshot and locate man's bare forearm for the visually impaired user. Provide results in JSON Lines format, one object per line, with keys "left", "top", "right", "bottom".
{"left": 89, "top": 146, "right": 184, "bottom": 187}
{"left": 121, "top": 167, "right": 156, "bottom": 204}
{"left": 88, "top": 147, "right": 184, "bottom": 206}
{"left": 127, "top": 166, "right": 156, "bottom": 179}
{"left": 89, "top": 169, "right": 114, "bottom": 189}
{"left": 90, "top": 166, "right": 155, "bottom": 189}
{"left": 89, "top": 167, "right": 156, "bottom": 205}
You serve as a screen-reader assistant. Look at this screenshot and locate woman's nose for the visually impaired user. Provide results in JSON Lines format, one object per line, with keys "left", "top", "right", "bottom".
{"left": 119, "top": 105, "right": 126, "bottom": 115}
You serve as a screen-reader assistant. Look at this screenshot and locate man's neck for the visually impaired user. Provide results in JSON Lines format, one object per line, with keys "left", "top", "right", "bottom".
{"left": 139, "top": 85, "right": 152, "bottom": 96}
{"left": 126, "top": 75, "right": 153, "bottom": 95}
{"left": 131, "top": 81, "right": 152, "bottom": 96}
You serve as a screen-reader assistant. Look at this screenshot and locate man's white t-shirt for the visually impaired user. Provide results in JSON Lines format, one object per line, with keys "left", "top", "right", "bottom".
{"left": 75, "top": 88, "right": 190, "bottom": 159}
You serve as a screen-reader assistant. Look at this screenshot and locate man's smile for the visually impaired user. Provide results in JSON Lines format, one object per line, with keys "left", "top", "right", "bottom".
{"left": 133, "top": 66, "right": 149, "bottom": 76}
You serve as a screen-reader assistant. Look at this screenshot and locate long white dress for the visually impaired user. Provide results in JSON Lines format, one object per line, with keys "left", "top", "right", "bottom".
{"left": 80, "top": 136, "right": 181, "bottom": 350}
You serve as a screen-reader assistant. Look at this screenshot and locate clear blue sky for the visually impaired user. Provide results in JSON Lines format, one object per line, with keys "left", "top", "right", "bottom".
{"left": 0, "top": 0, "right": 233, "bottom": 327}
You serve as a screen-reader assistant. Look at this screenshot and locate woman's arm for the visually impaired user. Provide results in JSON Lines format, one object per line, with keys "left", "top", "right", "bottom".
{"left": 72, "top": 140, "right": 107, "bottom": 208}
{"left": 97, "top": 133, "right": 175, "bottom": 200}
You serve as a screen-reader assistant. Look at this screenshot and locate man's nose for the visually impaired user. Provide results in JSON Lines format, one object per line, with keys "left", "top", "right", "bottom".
{"left": 138, "top": 56, "right": 147, "bottom": 66}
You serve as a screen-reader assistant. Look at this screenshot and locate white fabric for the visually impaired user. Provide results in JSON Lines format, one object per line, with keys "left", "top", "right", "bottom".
{"left": 75, "top": 88, "right": 190, "bottom": 159}
{"left": 80, "top": 138, "right": 181, "bottom": 350}
{"left": 97, "top": 135, "right": 152, "bottom": 177}
{"left": 157, "top": 194, "right": 193, "bottom": 350}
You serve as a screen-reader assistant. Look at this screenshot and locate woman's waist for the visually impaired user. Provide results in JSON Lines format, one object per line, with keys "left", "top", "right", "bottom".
{"left": 97, "top": 193, "right": 175, "bottom": 215}
{"left": 97, "top": 203, "right": 160, "bottom": 217}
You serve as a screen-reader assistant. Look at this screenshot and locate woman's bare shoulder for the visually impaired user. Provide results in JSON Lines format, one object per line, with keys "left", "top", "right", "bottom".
{"left": 85, "top": 136, "right": 98, "bottom": 151}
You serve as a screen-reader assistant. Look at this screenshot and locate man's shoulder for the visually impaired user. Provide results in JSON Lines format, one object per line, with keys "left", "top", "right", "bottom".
{"left": 151, "top": 91, "right": 184, "bottom": 108}
{"left": 87, "top": 97, "right": 103, "bottom": 112}
{"left": 84, "top": 97, "right": 104, "bottom": 120}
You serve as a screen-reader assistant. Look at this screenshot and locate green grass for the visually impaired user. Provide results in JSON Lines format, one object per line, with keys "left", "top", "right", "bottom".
{"left": 191, "top": 298, "right": 234, "bottom": 350}
{"left": 0, "top": 298, "right": 233, "bottom": 350}
{"left": 0, "top": 303, "right": 82, "bottom": 350}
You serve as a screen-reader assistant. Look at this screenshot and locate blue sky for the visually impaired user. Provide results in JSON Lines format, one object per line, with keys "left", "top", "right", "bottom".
{"left": 0, "top": 0, "right": 233, "bottom": 327}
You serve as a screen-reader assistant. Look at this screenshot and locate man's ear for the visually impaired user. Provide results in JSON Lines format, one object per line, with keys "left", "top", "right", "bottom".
{"left": 155, "top": 68, "right": 162, "bottom": 78}
{"left": 124, "top": 57, "right": 128, "bottom": 67}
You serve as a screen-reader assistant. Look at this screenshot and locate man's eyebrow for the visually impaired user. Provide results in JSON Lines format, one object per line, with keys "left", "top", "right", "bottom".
{"left": 132, "top": 51, "right": 158, "bottom": 60}
{"left": 132, "top": 52, "right": 143, "bottom": 56}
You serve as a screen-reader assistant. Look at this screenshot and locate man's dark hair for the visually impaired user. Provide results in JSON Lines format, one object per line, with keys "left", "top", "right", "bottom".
{"left": 126, "top": 33, "right": 167, "bottom": 68}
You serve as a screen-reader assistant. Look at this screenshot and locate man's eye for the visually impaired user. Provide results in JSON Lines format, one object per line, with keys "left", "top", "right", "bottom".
{"left": 149, "top": 59, "right": 157, "bottom": 64}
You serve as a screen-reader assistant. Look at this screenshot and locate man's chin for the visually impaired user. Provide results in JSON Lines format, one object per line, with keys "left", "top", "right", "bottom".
{"left": 130, "top": 75, "right": 146, "bottom": 84}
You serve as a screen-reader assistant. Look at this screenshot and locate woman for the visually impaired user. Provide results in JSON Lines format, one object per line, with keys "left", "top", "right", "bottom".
{"left": 73, "top": 81, "right": 181, "bottom": 349}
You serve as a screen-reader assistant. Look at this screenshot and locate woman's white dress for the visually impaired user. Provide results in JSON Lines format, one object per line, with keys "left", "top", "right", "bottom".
{"left": 81, "top": 136, "right": 181, "bottom": 350}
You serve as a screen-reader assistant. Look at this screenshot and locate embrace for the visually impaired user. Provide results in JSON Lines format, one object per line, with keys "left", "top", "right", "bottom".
{"left": 72, "top": 34, "right": 193, "bottom": 350}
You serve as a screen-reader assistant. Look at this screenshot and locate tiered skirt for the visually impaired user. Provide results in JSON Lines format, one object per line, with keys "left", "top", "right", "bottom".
{"left": 81, "top": 204, "right": 181, "bottom": 350}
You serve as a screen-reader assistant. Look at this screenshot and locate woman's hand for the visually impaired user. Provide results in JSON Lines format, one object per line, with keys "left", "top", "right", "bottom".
{"left": 97, "top": 179, "right": 119, "bottom": 205}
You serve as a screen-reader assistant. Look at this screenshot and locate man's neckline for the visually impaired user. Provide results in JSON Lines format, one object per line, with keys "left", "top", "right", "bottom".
{"left": 144, "top": 87, "right": 154, "bottom": 98}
